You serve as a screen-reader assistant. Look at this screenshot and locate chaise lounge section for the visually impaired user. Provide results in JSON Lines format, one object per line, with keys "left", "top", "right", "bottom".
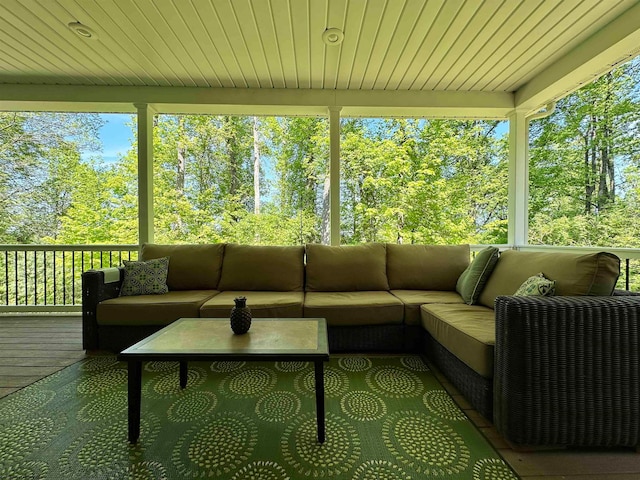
{"left": 82, "top": 242, "right": 640, "bottom": 448}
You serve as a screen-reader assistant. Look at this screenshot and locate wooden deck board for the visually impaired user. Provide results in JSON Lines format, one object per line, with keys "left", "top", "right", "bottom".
{"left": 0, "top": 375, "right": 55, "bottom": 388}
{"left": 0, "top": 336, "right": 82, "bottom": 344}
{"left": 502, "top": 449, "right": 640, "bottom": 477}
{"left": 0, "top": 387, "right": 20, "bottom": 396}
{"left": 0, "top": 356, "right": 85, "bottom": 367}
{"left": 0, "top": 343, "right": 84, "bottom": 350}
{"left": 0, "top": 349, "right": 86, "bottom": 358}
{"left": 0, "top": 365, "right": 74, "bottom": 376}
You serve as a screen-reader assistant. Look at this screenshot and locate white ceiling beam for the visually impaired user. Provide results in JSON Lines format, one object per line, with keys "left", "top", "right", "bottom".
{"left": 515, "top": 1, "right": 640, "bottom": 113}
{"left": 0, "top": 84, "right": 513, "bottom": 118}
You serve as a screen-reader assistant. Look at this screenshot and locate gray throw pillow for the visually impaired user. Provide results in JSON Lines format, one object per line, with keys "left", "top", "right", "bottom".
{"left": 514, "top": 273, "right": 555, "bottom": 296}
{"left": 456, "top": 247, "right": 499, "bottom": 305}
{"left": 119, "top": 257, "right": 170, "bottom": 296}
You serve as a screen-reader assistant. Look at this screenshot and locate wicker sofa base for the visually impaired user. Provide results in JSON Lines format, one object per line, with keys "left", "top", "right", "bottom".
{"left": 96, "top": 325, "right": 161, "bottom": 352}
{"left": 423, "top": 330, "right": 493, "bottom": 421}
{"left": 328, "top": 325, "right": 423, "bottom": 353}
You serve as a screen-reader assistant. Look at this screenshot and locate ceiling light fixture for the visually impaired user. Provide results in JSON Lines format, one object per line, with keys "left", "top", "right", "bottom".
{"left": 68, "top": 22, "right": 98, "bottom": 40}
{"left": 322, "top": 28, "right": 344, "bottom": 46}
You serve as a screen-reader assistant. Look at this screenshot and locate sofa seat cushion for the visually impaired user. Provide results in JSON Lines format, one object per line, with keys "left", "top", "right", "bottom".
{"left": 386, "top": 244, "right": 470, "bottom": 290}
{"left": 421, "top": 304, "right": 495, "bottom": 379}
{"left": 141, "top": 243, "right": 225, "bottom": 290}
{"left": 391, "top": 290, "right": 464, "bottom": 326}
{"left": 97, "top": 290, "right": 219, "bottom": 326}
{"left": 478, "top": 250, "right": 620, "bottom": 309}
{"left": 200, "top": 291, "right": 304, "bottom": 318}
{"left": 304, "top": 291, "right": 404, "bottom": 326}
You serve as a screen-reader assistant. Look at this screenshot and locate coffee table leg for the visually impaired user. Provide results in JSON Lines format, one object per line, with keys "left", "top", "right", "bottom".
{"left": 180, "top": 361, "right": 188, "bottom": 388}
{"left": 127, "top": 360, "right": 142, "bottom": 443}
{"left": 314, "top": 360, "right": 326, "bottom": 443}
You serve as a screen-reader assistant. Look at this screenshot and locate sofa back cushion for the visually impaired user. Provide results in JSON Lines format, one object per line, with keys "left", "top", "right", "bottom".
{"left": 141, "top": 243, "right": 224, "bottom": 290}
{"left": 305, "top": 243, "right": 389, "bottom": 292}
{"left": 218, "top": 244, "right": 305, "bottom": 291}
{"left": 386, "top": 244, "right": 470, "bottom": 291}
{"left": 478, "top": 250, "right": 620, "bottom": 308}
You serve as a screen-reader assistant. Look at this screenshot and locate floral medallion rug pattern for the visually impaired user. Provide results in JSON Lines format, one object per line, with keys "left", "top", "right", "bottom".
{"left": 0, "top": 355, "right": 519, "bottom": 479}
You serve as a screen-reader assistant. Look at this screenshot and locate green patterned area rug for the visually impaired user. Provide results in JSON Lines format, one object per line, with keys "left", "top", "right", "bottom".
{"left": 0, "top": 355, "right": 518, "bottom": 479}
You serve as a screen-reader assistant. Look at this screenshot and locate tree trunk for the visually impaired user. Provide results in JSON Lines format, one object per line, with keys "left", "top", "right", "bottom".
{"left": 224, "top": 117, "right": 240, "bottom": 222}
{"left": 176, "top": 117, "right": 186, "bottom": 194}
{"left": 584, "top": 126, "right": 595, "bottom": 215}
{"left": 599, "top": 138, "right": 610, "bottom": 210}
{"left": 175, "top": 116, "right": 186, "bottom": 233}
{"left": 397, "top": 212, "right": 404, "bottom": 244}
{"left": 177, "top": 147, "right": 186, "bottom": 194}
{"left": 253, "top": 116, "right": 260, "bottom": 215}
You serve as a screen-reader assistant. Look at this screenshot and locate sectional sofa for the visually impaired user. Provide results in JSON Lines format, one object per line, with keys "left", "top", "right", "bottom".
{"left": 82, "top": 242, "right": 640, "bottom": 448}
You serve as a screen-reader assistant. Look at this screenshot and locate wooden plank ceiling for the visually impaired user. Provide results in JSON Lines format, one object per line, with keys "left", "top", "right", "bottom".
{"left": 0, "top": 0, "right": 635, "bottom": 92}
{"left": 0, "top": 0, "right": 637, "bottom": 95}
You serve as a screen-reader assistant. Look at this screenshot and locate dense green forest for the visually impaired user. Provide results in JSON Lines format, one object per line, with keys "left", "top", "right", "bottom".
{"left": 1, "top": 58, "right": 639, "bottom": 249}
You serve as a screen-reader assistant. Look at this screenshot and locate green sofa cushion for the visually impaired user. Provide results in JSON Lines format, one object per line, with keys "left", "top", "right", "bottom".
{"left": 456, "top": 246, "right": 499, "bottom": 305}
{"left": 303, "top": 291, "right": 403, "bottom": 326}
{"left": 218, "top": 244, "right": 305, "bottom": 292}
{"left": 98, "top": 290, "right": 219, "bottom": 326}
{"left": 200, "top": 291, "right": 304, "bottom": 318}
{"left": 305, "top": 243, "right": 389, "bottom": 292}
{"left": 390, "top": 290, "right": 465, "bottom": 326}
{"left": 141, "top": 243, "right": 225, "bottom": 290}
{"left": 421, "top": 303, "right": 495, "bottom": 379}
{"left": 478, "top": 250, "right": 620, "bottom": 309}
{"left": 386, "top": 244, "right": 470, "bottom": 291}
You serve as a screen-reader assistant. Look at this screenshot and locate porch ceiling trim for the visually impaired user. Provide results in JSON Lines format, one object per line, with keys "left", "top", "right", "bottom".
{"left": 0, "top": 84, "right": 513, "bottom": 118}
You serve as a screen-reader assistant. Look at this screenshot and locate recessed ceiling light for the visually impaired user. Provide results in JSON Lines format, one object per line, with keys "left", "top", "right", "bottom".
{"left": 68, "top": 22, "right": 98, "bottom": 40}
{"left": 322, "top": 28, "right": 344, "bottom": 46}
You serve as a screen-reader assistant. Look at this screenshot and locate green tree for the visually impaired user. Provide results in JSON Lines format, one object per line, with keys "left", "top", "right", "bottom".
{"left": 340, "top": 118, "right": 507, "bottom": 245}
{"left": 529, "top": 58, "right": 640, "bottom": 246}
{"left": 0, "top": 112, "right": 103, "bottom": 243}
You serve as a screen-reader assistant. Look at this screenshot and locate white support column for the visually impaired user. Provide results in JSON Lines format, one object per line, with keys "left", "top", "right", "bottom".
{"left": 329, "top": 106, "right": 342, "bottom": 246}
{"left": 508, "top": 109, "right": 529, "bottom": 247}
{"left": 135, "top": 103, "right": 155, "bottom": 246}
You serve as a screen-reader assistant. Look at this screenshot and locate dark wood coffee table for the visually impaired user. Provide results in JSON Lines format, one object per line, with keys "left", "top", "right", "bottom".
{"left": 118, "top": 317, "right": 329, "bottom": 443}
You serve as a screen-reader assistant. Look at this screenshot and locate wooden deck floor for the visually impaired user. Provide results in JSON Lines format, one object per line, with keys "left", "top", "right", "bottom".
{"left": 0, "top": 315, "right": 86, "bottom": 397}
{"left": 1, "top": 315, "right": 639, "bottom": 479}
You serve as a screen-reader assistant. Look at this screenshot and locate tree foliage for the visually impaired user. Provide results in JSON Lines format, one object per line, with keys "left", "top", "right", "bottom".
{"left": 529, "top": 58, "right": 640, "bottom": 247}
{"left": 0, "top": 112, "right": 103, "bottom": 243}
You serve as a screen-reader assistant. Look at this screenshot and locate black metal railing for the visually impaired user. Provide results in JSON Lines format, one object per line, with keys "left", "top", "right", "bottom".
{"left": 0, "top": 245, "right": 138, "bottom": 311}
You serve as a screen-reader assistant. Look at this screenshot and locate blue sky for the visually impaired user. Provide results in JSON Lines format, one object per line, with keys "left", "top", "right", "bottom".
{"left": 84, "top": 113, "right": 134, "bottom": 164}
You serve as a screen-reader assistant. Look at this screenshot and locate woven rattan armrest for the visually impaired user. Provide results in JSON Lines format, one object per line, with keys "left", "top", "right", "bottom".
{"left": 81, "top": 267, "right": 124, "bottom": 350}
{"left": 494, "top": 294, "right": 640, "bottom": 447}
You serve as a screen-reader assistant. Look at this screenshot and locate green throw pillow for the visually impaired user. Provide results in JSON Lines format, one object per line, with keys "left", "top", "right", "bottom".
{"left": 456, "top": 247, "right": 499, "bottom": 305}
{"left": 514, "top": 273, "right": 555, "bottom": 296}
{"left": 119, "top": 257, "right": 170, "bottom": 296}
